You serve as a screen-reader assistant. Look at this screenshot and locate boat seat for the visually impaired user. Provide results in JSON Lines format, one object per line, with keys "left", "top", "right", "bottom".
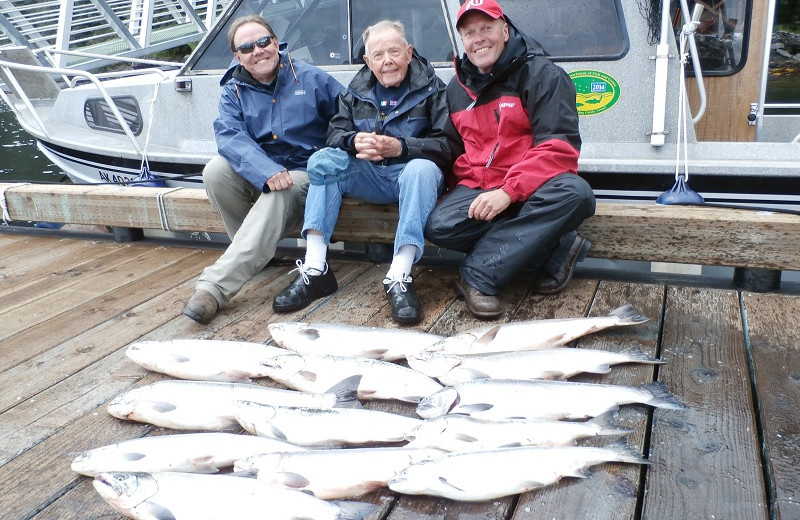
{"left": 0, "top": 47, "right": 62, "bottom": 101}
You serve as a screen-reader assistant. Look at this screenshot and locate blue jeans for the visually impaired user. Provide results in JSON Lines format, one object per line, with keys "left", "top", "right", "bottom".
{"left": 303, "top": 147, "right": 443, "bottom": 262}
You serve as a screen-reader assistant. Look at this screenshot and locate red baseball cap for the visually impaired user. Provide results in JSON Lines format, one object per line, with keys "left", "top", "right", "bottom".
{"left": 456, "top": 0, "right": 505, "bottom": 28}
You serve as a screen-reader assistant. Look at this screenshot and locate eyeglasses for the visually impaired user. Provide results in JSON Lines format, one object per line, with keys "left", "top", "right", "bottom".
{"left": 236, "top": 35, "right": 274, "bottom": 54}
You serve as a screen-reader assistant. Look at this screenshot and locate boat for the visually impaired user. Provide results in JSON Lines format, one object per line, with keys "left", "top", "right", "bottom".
{"left": 0, "top": 0, "right": 798, "bottom": 206}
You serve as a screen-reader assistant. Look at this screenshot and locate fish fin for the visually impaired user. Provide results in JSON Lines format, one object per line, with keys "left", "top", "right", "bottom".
{"left": 603, "top": 439, "right": 651, "bottom": 465}
{"left": 147, "top": 401, "right": 177, "bottom": 414}
{"left": 438, "top": 476, "right": 466, "bottom": 492}
{"left": 187, "top": 455, "right": 220, "bottom": 474}
{"left": 641, "top": 381, "right": 686, "bottom": 410}
{"left": 498, "top": 442, "right": 523, "bottom": 448}
{"left": 619, "top": 347, "right": 663, "bottom": 364}
{"left": 225, "top": 370, "right": 253, "bottom": 383}
{"left": 589, "top": 410, "right": 635, "bottom": 437}
{"left": 299, "top": 327, "right": 321, "bottom": 341}
{"left": 139, "top": 501, "right": 177, "bottom": 520}
{"left": 172, "top": 354, "right": 191, "bottom": 363}
{"left": 299, "top": 370, "right": 318, "bottom": 382}
{"left": 329, "top": 375, "right": 363, "bottom": 409}
{"left": 540, "top": 371, "right": 567, "bottom": 380}
{"left": 457, "top": 368, "right": 491, "bottom": 381}
{"left": 453, "top": 433, "right": 479, "bottom": 443}
{"left": 120, "top": 452, "right": 147, "bottom": 462}
{"left": 475, "top": 326, "right": 501, "bottom": 346}
{"left": 268, "top": 425, "right": 289, "bottom": 441}
{"left": 459, "top": 403, "right": 494, "bottom": 413}
{"left": 365, "top": 348, "right": 389, "bottom": 359}
{"left": 564, "top": 468, "right": 592, "bottom": 479}
{"left": 330, "top": 500, "right": 380, "bottom": 520}
{"left": 278, "top": 471, "right": 311, "bottom": 488}
{"left": 608, "top": 304, "right": 650, "bottom": 325}
{"left": 590, "top": 365, "right": 613, "bottom": 375}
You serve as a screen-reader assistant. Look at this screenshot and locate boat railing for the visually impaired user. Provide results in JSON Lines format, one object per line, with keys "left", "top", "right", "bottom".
{"left": 0, "top": 47, "right": 166, "bottom": 154}
{"left": 38, "top": 48, "right": 182, "bottom": 87}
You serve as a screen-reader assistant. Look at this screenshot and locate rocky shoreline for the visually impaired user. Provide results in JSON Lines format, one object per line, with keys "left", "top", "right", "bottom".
{"left": 771, "top": 30, "right": 800, "bottom": 75}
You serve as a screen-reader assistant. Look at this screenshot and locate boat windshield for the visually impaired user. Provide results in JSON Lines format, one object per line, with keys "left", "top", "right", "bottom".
{"left": 187, "top": 0, "right": 630, "bottom": 73}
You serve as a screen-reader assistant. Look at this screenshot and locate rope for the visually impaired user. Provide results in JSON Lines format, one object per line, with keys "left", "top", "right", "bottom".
{"left": 156, "top": 187, "right": 182, "bottom": 231}
{"left": 674, "top": 21, "right": 696, "bottom": 184}
{"left": 1, "top": 182, "right": 31, "bottom": 225}
{"left": 139, "top": 78, "right": 162, "bottom": 179}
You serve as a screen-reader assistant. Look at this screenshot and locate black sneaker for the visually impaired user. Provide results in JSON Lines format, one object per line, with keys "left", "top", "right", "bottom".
{"left": 272, "top": 260, "right": 338, "bottom": 312}
{"left": 383, "top": 275, "right": 422, "bottom": 325}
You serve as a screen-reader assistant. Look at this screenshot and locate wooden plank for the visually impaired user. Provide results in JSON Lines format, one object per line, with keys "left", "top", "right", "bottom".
{"left": 642, "top": 286, "right": 767, "bottom": 519}
{"left": 743, "top": 292, "right": 800, "bottom": 519}
{"left": 4, "top": 183, "right": 800, "bottom": 270}
{"left": 0, "top": 245, "right": 216, "bottom": 373}
{"left": 513, "top": 281, "right": 665, "bottom": 519}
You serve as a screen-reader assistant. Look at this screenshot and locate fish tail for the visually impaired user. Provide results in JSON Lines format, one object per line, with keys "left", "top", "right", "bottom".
{"left": 590, "top": 410, "right": 636, "bottom": 437}
{"left": 603, "top": 439, "right": 651, "bottom": 465}
{"left": 330, "top": 374, "right": 364, "bottom": 409}
{"left": 641, "top": 381, "right": 686, "bottom": 410}
{"left": 332, "top": 500, "right": 381, "bottom": 520}
{"left": 619, "top": 347, "right": 663, "bottom": 364}
{"left": 608, "top": 304, "right": 650, "bottom": 325}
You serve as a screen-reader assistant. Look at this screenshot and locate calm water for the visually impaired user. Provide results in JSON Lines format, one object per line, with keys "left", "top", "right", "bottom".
{"left": 0, "top": 100, "right": 62, "bottom": 183}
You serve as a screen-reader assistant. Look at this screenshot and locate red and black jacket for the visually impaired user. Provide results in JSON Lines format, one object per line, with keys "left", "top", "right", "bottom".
{"left": 445, "top": 18, "right": 581, "bottom": 202}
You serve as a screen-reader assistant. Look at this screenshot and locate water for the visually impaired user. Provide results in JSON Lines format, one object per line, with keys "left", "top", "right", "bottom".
{"left": 0, "top": 100, "right": 64, "bottom": 183}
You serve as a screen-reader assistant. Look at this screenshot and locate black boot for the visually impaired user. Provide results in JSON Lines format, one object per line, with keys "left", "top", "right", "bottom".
{"left": 273, "top": 260, "right": 338, "bottom": 312}
{"left": 383, "top": 275, "right": 422, "bottom": 325}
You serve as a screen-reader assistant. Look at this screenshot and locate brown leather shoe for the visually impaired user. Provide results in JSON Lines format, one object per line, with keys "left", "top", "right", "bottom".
{"left": 533, "top": 235, "right": 591, "bottom": 295}
{"left": 454, "top": 277, "right": 501, "bottom": 319}
{"left": 182, "top": 289, "right": 219, "bottom": 325}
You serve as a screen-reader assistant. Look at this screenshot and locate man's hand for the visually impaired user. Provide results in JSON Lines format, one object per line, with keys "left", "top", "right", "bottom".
{"left": 353, "top": 132, "right": 403, "bottom": 162}
{"left": 469, "top": 189, "right": 512, "bottom": 221}
{"left": 266, "top": 170, "right": 293, "bottom": 192}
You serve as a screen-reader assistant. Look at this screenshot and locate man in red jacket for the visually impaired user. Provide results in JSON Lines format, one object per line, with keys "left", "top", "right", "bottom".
{"left": 425, "top": 0, "right": 595, "bottom": 319}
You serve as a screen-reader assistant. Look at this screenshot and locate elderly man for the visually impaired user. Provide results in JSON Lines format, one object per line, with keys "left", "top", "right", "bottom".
{"left": 182, "top": 14, "right": 343, "bottom": 325}
{"left": 425, "top": 0, "right": 596, "bottom": 319}
{"left": 272, "top": 20, "right": 450, "bottom": 325}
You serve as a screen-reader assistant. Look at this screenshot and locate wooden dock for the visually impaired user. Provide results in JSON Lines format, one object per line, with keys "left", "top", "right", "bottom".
{"left": 2, "top": 230, "right": 800, "bottom": 519}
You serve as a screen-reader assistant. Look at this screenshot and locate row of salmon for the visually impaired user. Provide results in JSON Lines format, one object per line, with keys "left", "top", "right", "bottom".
{"left": 79, "top": 304, "right": 683, "bottom": 518}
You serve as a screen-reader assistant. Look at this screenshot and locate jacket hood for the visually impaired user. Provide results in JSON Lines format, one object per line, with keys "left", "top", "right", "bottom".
{"left": 349, "top": 49, "right": 438, "bottom": 97}
{"left": 219, "top": 41, "right": 289, "bottom": 86}
{"left": 456, "top": 16, "right": 546, "bottom": 91}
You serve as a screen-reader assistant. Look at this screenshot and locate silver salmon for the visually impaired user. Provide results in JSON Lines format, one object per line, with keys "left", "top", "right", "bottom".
{"left": 387, "top": 443, "right": 649, "bottom": 501}
{"left": 259, "top": 351, "right": 442, "bottom": 403}
{"left": 233, "top": 400, "right": 422, "bottom": 447}
{"left": 71, "top": 432, "right": 306, "bottom": 476}
{"left": 107, "top": 380, "right": 350, "bottom": 432}
{"left": 268, "top": 321, "right": 444, "bottom": 361}
{"left": 404, "top": 412, "right": 633, "bottom": 452}
{"left": 407, "top": 346, "right": 662, "bottom": 384}
{"left": 423, "top": 304, "right": 649, "bottom": 355}
{"left": 93, "top": 471, "right": 379, "bottom": 519}
{"left": 416, "top": 379, "right": 684, "bottom": 421}
{"left": 125, "top": 339, "right": 288, "bottom": 382}
{"left": 235, "top": 447, "right": 443, "bottom": 499}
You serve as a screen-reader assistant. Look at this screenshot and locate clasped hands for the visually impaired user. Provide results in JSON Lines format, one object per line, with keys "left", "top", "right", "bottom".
{"left": 353, "top": 132, "right": 402, "bottom": 162}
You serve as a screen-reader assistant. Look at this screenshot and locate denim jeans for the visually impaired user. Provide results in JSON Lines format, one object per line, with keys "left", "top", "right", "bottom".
{"left": 303, "top": 147, "right": 443, "bottom": 262}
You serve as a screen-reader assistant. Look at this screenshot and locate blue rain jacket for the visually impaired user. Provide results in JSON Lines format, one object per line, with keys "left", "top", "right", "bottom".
{"left": 214, "top": 45, "right": 344, "bottom": 191}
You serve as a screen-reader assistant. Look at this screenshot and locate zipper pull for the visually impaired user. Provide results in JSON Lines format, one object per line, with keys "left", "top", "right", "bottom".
{"left": 485, "top": 142, "right": 499, "bottom": 167}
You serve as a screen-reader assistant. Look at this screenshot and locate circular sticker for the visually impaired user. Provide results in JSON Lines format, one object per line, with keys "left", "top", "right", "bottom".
{"left": 569, "top": 70, "right": 621, "bottom": 116}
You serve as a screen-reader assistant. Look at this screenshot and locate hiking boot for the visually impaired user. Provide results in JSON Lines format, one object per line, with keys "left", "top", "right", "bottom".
{"left": 182, "top": 289, "right": 219, "bottom": 325}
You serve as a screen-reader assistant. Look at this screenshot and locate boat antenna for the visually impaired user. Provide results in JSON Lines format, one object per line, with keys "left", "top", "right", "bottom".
{"left": 656, "top": 3, "right": 704, "bottom": 205}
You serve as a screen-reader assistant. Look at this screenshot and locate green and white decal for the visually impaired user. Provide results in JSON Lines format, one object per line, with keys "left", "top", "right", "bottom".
{"left": 569, "top": 70, "right": 621, "bottom": 116}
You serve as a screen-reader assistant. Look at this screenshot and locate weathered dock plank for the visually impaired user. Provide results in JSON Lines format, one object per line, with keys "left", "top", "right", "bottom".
{"left": 644, "top": 286, "right": 767, "bottom": 519}
{"left": 514, "top": 281, "right": 665, "bottom": 520}
{"left": 5, "top": 183, "right": 800, "bottom": 270}
{"left": 744, "top": 292, "right": 800, "bottom": 519}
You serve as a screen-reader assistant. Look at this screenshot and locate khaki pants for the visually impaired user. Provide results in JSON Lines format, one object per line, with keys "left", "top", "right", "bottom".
{"left": 196, "top": 155, "right": 309, "bottom": 304}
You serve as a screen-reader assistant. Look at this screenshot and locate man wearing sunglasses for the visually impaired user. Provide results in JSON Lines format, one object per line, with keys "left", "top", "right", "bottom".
{"left": 182, "top": 14, "right": 344, "bottom": 325}
{"left": 272, "top": 20, "right": 450, "bottom": 325}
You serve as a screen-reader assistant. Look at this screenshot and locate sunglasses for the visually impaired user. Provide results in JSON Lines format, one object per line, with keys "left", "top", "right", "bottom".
{"left": 236, "top": 35, "right": 275, "bottom": 54}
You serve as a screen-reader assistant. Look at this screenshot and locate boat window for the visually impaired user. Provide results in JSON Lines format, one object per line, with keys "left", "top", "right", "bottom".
{"left": 671, "top": 0, "right": 751, "bottom": 76}
{"left": 189, "top": 0, "right": 350, "bottom": 71}
{"left": 483, "top": 0, "right": 629, "bottom": 60}
{"left": 350, "top": 0, "right": 455, "bottom": 63}
{"left": 83, "top": 96, "right": 143, "bottom": 136}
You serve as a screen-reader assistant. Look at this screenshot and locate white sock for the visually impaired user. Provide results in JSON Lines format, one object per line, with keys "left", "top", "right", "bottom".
{"left": 303, "top": 231, "right": 328, "bottom": 273}
{"left": 385, "top": 245, "right": 417, "bottom": 281}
